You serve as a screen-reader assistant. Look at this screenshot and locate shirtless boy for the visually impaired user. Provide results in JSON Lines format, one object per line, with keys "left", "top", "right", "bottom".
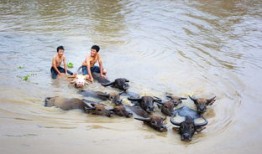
{"left": 82, "top": 45, "right": 107, "bottom": 82}
{"left": 50, "top": 46, "right": 73, "bottom": 79}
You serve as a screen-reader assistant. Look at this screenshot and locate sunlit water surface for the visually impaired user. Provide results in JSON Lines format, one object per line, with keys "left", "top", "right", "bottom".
{"left": 0, "top": 0, "right": 262, "bottom": 154}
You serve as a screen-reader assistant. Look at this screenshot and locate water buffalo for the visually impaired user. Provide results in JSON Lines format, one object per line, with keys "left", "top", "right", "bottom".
{"left": 156, "top": 95, "right": 187, "bottom": 116}
{"left": 189, "top": 96, "right": 216, "bottom": 114}
{"left": 102, "top": 78, "right": 130, "bottom": 91}
{"left": 127, "top": 105, "right": 167, "bottom": 132}
{"left": 44, "top": 96, "right": 86, "bottom": 110}
{"left": 111, "top": 105, "right": 133, "bottom": 118}
{"left": 76, "top": 66, "right": 110, "bottom": 84}
{"left": 128, "top": 96, "right": 162, "bottom": 113}
{"left": 135, "top": 115, "right": 167, "bottom": 132}
{"left": 83, "top": 99, "right": 114, "bottom": 117}
{"left": 92, "top": 72, "right": 111, "bottom": 84}
{"left": 78, "top": 90, "right": 123, "bottom": 105}
{"left": 170, "top": 106, "right": 208, "bottom": 141}
{"left": 69, "top": 74, "right": 90, "bottom": 88}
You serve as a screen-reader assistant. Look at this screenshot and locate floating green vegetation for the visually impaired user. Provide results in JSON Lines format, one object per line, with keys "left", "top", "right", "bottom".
{"left": 18, "top": 66, "right": 24, "bottom": 69}
{"left": 67, "top": 62, "right": 74, "bottom": 68}
{"left": 22, "top": 74, "right": 30, "bottom": 81}
{"left": 17, "top": 73, "right": 36, "bottom": 81}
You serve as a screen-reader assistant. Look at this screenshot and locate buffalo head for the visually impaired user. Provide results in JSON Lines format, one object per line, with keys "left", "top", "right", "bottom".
{"left": 83, "top": 100, "right": 113, "bottom": 117}
{"left": 70, "top": 74, "right": 89, "bottom": 88}
{"left": 128, "top": 96, "right": 162, "bottom": 113}
{"left": 170, "top": 115, "right": 208, "bottom": 141}
{"left": 95, "top": 91, "right": 123, "bottom": 105}
{"left": 157, "top": 95, "right": 187, "bottom": 116}
{"left": 166, "top": 95, "right": 187, "bottom": 106}
{"left": 135, "top": 115, "right": 167, "bottom": 132}
{"left": 111, "top": 105, "right": 133, "bottom": 118}
{"left": 189, "top": 96, "right": 216, "bottom": 114}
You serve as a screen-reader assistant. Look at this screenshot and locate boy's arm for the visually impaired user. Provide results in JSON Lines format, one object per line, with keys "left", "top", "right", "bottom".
{"left": 63, "top": 56, "right": 67, "bottom": 74}
{"left": 82, "top": 56, "right": 88, "bottom": 66}
{"left": 52, "top": 57, "right": 61, "bottom": 75}
{"left": 98, "top": 55, "right": 105, "bottom": 77}
{"left": 86, "top": 58, "right": 93, "bottom": 82}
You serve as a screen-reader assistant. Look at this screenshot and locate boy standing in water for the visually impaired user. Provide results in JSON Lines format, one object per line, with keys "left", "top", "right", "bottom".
{"left": 82, "top": 45, "right": 107, "bottom": 82}
{"left": 50, "top": 46, "right": 73, "bottom": 79}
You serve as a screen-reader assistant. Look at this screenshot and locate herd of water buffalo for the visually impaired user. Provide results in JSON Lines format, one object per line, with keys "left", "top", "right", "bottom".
{"left": 45, "top": 73, "right": 216, "bottom": 142}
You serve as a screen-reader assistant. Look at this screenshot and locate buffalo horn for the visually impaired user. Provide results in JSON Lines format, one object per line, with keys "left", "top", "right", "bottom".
{"left": 119, "top": 91, "right": 125, "bottom": 95}
{"left": 207, "top": 96, "right": 216, "bottom": 105}
{"left": 179, "top": 97, "right": 187, "bottom": 100}
{"left": 128, "top": 97, "right": 141, "bottom": 101}
{"left": 84, "top": 107, "right": 95, "bottom": 110}
{"left": 101, "top": 82, "right": 114, "bottom": 87}
{"left": 194, "top": 117, "right": 208, "bottom": 127}
{"left": 166, "top": 95, "right": 173, "bottom": 100}
{"left": 189, "top": 95, "right": 197, "bottom": 103}
{"left": 153, "top": 96, "right": 162, "bottom": 103}
{"left": 82, "top": 99, "right": 95, "bottom": 108}
{"left": 134, "top": 117, "right": 150, "bottom": 122}
{"left": 124, "top": 78, "right": 130, "bottom": 82}
{"left": 170, "top": 113, "right": 184, "bottom": 126}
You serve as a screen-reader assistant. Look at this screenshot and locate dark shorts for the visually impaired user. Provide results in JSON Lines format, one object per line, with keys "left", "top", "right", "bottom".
{"left": 50, "top": 66, "right": 73, "bottom": 79}
{"left": 82, "top": 66, "right": 100, "bottom": 75}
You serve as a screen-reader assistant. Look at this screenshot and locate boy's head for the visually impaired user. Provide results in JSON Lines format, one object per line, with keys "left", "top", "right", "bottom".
{"left": 90, "top": 45, "right": 100, "bottom": 57}
{"left": 57, "top": 46, "right": 64, "bottom": 57}
{"left": 91, "top": 45, "right": 100, "bottom": 52}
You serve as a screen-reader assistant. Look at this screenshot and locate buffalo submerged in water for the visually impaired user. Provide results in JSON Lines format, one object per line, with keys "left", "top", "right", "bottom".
{"left": 170, "top": 106, "right": 208, "bottom": 141}
{"left": 78, "top": 90, "right": 123, "bottom": 105}
{"left": 189, "top": 96, "right": 216, "bottom": 115}
{"left": 44, "top": 96, "right": 114, "bottom": 117}
{"left": 128, "top": 95, "right": 162, "bottom": 113}
{"left": 126, "top": 105, "right": 167, "bottom": 132}
{"left": 44, "top": 96, "right": 87, "bottom": 111}
{"left": 156, "top": 94, "right": 187, "bottom": 116}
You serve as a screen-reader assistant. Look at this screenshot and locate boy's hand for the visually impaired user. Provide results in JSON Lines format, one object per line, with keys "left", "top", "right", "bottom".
{"left": 87, "top": 75, "right": 93, "bottom": 82}
{"left": 58, "top": 73, "right": 65, "bottom": 77}
{"left": 90, "top": 77, "right": 94, "bottom": 82}
{"left": 100, "top": 74, "right": 106, "bottom": 78}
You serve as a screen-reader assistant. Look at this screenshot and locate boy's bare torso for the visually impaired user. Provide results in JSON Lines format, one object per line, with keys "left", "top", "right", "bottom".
{"left": 83, "top": 54, "right": 100, "bottom": 67}
{"left": 53, "top": 55, "right": 64, "bottom": 67}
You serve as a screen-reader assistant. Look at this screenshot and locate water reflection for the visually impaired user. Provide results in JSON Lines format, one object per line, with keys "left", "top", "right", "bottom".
{"left": 87, "top": 0, "right": 126, "bottom": 46}
{"left": 0, "top": 0, "right": 262, "bottom": 153}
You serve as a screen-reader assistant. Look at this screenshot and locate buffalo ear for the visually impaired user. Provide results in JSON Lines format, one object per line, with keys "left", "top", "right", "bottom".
{"left": 189, "top": 96, "right": 198, "bottom": 104}
{"left": 207, "top": 96, "right": 216, "bottom": 105}
{"left": 124, "top": 78, "right": 129, "bottom": 82}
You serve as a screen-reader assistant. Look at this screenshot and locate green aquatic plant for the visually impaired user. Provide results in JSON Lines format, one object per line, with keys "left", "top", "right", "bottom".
{"left": 17, "top": 74, "right": 35, "bottom": 81}
{"left": 67, "top": 62, "right": 74, "bottom": 68}
{"left": 23, "top": 75, "right": 30, "bottom": 81}
{"left": 18, "top": 66, "right": 24, "bottom": 69}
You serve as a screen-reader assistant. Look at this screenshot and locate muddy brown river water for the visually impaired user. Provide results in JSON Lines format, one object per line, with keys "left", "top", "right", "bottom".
{"left": 0, "top": 0, "right": 262, "bottom": 154}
